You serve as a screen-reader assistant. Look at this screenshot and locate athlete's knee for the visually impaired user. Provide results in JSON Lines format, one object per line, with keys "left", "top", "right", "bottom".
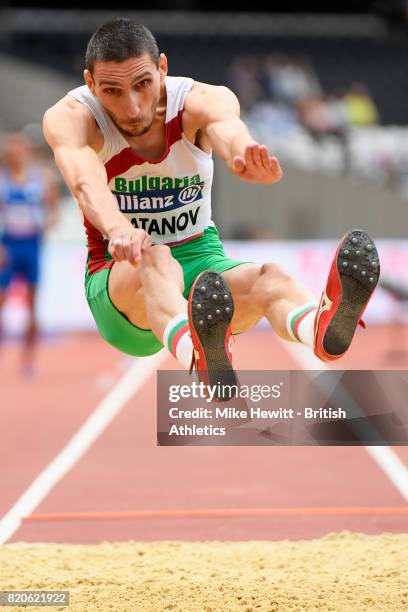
{"left": 141, "top": 244, "right": 172, "bottom": 267}
{"left": 144, "top": 243, "right": 170, "bottom": 258}
{"left": 253, "top": 262, "right": 297, "bottom": 306}
{"left": 260, "top": 262, "right": 295, "bottom": 288}
{"left": 140, "top": 244, "right": 184, "bottom": 289}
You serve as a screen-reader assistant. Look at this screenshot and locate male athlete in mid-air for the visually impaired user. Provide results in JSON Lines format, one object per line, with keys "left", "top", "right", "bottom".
{"left": 43, "top": 18, "right": 380, "bottom": 398}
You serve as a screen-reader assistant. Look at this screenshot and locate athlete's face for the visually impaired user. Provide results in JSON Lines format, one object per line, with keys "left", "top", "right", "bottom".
{"left": 1, "top": 133, "right": 31, "bottom": 169}
{"left": 85, "top": 53, "right": 167, "bottom": 138}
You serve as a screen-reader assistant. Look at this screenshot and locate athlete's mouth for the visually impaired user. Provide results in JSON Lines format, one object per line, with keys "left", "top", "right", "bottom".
{"left": 123, "top": 118, "right": 145, "bottom": 126}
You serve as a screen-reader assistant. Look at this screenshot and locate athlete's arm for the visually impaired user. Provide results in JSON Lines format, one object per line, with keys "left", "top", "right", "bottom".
{"left": 43, "top": 98, "right": 151, "bottom": 265}
{"left": 184, "top": 83, "right": 282, "bottom": 184}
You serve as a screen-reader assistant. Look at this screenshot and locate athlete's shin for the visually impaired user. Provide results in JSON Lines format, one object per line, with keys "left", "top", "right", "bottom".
{"left": 254, "top": 262, "right": 317, "bottom": 341}
{"left": 285, "top": 303, "right": 318, "bottom": 347}
{"left": 138, "top": 245, "right": 188, "bottom": 343}
{"left": 162, "top": 313, "right": 193, "bottom": 370}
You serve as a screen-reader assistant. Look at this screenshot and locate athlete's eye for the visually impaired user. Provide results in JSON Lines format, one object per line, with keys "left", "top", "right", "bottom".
{"left": 103, "top": 88, "right": 118, "bottom": 95}
{"left": 138, "top": 80, "right": 151, "bottom": 88}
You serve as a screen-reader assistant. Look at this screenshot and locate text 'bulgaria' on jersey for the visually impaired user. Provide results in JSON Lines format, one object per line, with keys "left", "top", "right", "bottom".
{"left": 68, "top": 76, "right": 215, "bottom": 274}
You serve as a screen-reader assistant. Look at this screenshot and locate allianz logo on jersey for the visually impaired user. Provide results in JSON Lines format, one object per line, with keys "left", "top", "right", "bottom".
{"left": 113, "top": 174, "right": 204, "bottom": 212}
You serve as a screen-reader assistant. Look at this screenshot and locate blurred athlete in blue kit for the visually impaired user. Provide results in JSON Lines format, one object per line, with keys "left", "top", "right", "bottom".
{"left": 0, "top": 131, "right": 59, "bottom": 375}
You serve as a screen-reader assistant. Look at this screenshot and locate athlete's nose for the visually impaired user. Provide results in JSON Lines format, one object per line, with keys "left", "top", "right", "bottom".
{"left": 124, "top": 92, "right": 141, "bottom": 120}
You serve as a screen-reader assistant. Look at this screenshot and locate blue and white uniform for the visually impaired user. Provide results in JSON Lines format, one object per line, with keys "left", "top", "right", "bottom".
{"left": 0, "top": 167, "right": 47, "bottom": 288}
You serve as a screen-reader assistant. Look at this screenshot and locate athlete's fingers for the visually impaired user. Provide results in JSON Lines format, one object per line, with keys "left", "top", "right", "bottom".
{"left": 141, "top": 234, "right": 153, "bottom": 252}
{"left": 122, "top": 235, "right": 133, "bottom": 263}
{"left": 108, "top": 240, "right": 114, "bottom": 259}
{"left": 245, "top": 145, "right": 256, "bottom": 168}
{"left": 131, "top": 236, "right": 142, "bottom": 263}
{"left": 109, "top": 238, "right": 122, "bottom": 261}
{"left": 260, "top": 145, "right": 270, "bottom": 170}
{"left": 270, "top": 156, "right": 283, "bottom": 178}
{"left": 232, "top": 155, "right": 245, "bottom": 174}
{"left": 112, "top": 251, "right": 124, "bottom": 262}
{"left": 115, "top": 249, "right": 125, "bottom": 262}
{"left": 251, "top": 144, "right": 262, "bottom": 167}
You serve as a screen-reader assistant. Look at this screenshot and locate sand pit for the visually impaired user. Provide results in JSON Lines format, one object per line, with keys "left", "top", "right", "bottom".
{"left": 1, "top": 531, "right": 407, "bottom": 611}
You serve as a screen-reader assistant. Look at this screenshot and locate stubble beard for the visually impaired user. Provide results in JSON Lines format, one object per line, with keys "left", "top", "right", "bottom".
{"left": 106, "top": 98, "right": 158, "bottom": 138}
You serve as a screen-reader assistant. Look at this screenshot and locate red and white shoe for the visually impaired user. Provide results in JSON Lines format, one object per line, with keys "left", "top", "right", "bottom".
{"left": 188, "top": 270, "right": 237, "bottom": 401}
{"left": 314, "top": 229, "right": 380, "bottom": 362}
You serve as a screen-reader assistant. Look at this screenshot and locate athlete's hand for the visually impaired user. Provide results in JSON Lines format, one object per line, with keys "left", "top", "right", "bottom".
{"left": 231, "top": 144, "right": 283, "bottom": 184}
{"left": 108, "top": 227, "right": 152, "bottom": 266}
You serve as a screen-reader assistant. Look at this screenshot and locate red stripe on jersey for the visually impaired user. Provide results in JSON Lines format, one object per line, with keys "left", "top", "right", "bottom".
{"left": 84, "top": 216, "right": 113, "bottom": 274}
{"left": 104, "top": 111, "right": 184, "bottom": 182}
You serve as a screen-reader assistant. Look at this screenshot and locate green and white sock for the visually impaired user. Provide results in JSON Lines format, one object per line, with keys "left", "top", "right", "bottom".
{"left": 286, "top": 303, "right": 318, "bottom": 348}
{"left": 162, "top": 313, "right": 194, "bottom": 370}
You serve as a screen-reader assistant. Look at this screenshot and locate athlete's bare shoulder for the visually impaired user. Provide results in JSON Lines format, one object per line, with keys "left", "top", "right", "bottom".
{"left": 182, "top": 81, "right": 239, "bottom": 154}
{"left": 184, "top": 80, "right": 240, "bottom": 127}
{"left": 43, "top": 95, "right": 103, "bottom": 152}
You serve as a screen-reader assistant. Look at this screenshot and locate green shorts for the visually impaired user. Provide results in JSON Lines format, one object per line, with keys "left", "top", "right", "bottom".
{"left": 85, "top": 225, "right": 252, "bottom": 357}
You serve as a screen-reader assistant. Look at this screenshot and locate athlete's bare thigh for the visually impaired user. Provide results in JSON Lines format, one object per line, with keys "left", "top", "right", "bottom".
{"left": 109, "top": 260, "right": 282, "bottom": 335}
{"left": 108, "top": 260, "right": 150, "bottom": 329}
{"left": 107, "top": 244, "right": 186, "bottom": 332}
{"left": 222, "top": 263, "right": 265, "bottom": 334}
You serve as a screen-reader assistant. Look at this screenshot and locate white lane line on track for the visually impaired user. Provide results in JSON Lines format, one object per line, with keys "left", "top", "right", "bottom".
{"left": 0, "top": 350, "right": 167, "bottom": 544}
{"left": 281, "top": 339, "right": 408, "bottom": 503}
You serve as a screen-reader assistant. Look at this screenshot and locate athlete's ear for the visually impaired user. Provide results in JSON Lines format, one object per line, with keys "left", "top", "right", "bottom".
{"left": 158, "top": 53, "right": 168, "bottom": 81}
{"left": 84, "top": 69, "right": 96, "bottom": 94}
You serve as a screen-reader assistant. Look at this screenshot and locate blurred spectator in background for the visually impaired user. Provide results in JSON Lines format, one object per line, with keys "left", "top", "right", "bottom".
{"left": 297, "top": 91, "right": 351, "bottom": 173}
{"left": 297, "top": 93, "right": 333, "bottom": 141}
{"left": 0, "top": 131, "right": 59, "bottom": 376}
{"left": 230, "top": 53, "right": 383, "bottom": 178}
{"left": 262, "top": 53, "right": 321, "bottom": 107}
{"left": 229, "top": 56, "right": 265, "bottom": 112}
{"left": 343, "top": 82, "right": 380, "bottom": 126}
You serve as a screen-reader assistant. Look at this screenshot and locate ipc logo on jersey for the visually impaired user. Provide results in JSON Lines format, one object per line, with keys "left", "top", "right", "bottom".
{"left": 178, "top": 184, "right": 203, "bottom": 204}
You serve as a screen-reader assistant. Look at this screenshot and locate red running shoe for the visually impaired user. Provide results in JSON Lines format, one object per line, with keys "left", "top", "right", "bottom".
{"left": 188, "top": 270, "right": 237, "bottom": 401}
{"left": 314, "top": 229, "right": 380, "bottom": 362}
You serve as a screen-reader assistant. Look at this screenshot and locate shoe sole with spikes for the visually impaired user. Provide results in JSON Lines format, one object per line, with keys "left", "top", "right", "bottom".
{"left": 188, "top": 270, "right": 237, "bottom": 401}
{"left": 314, "top": 229, "right": 380, "bottom": 361}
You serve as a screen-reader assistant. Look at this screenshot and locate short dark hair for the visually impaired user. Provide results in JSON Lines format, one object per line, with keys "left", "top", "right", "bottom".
{"left": 85, "top": 18, "right": 159, "bottom": 73}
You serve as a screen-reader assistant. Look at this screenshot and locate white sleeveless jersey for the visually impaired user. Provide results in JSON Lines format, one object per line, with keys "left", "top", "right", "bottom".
{"left": 68, "top": 77, "right": 214, "bottom": 273}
